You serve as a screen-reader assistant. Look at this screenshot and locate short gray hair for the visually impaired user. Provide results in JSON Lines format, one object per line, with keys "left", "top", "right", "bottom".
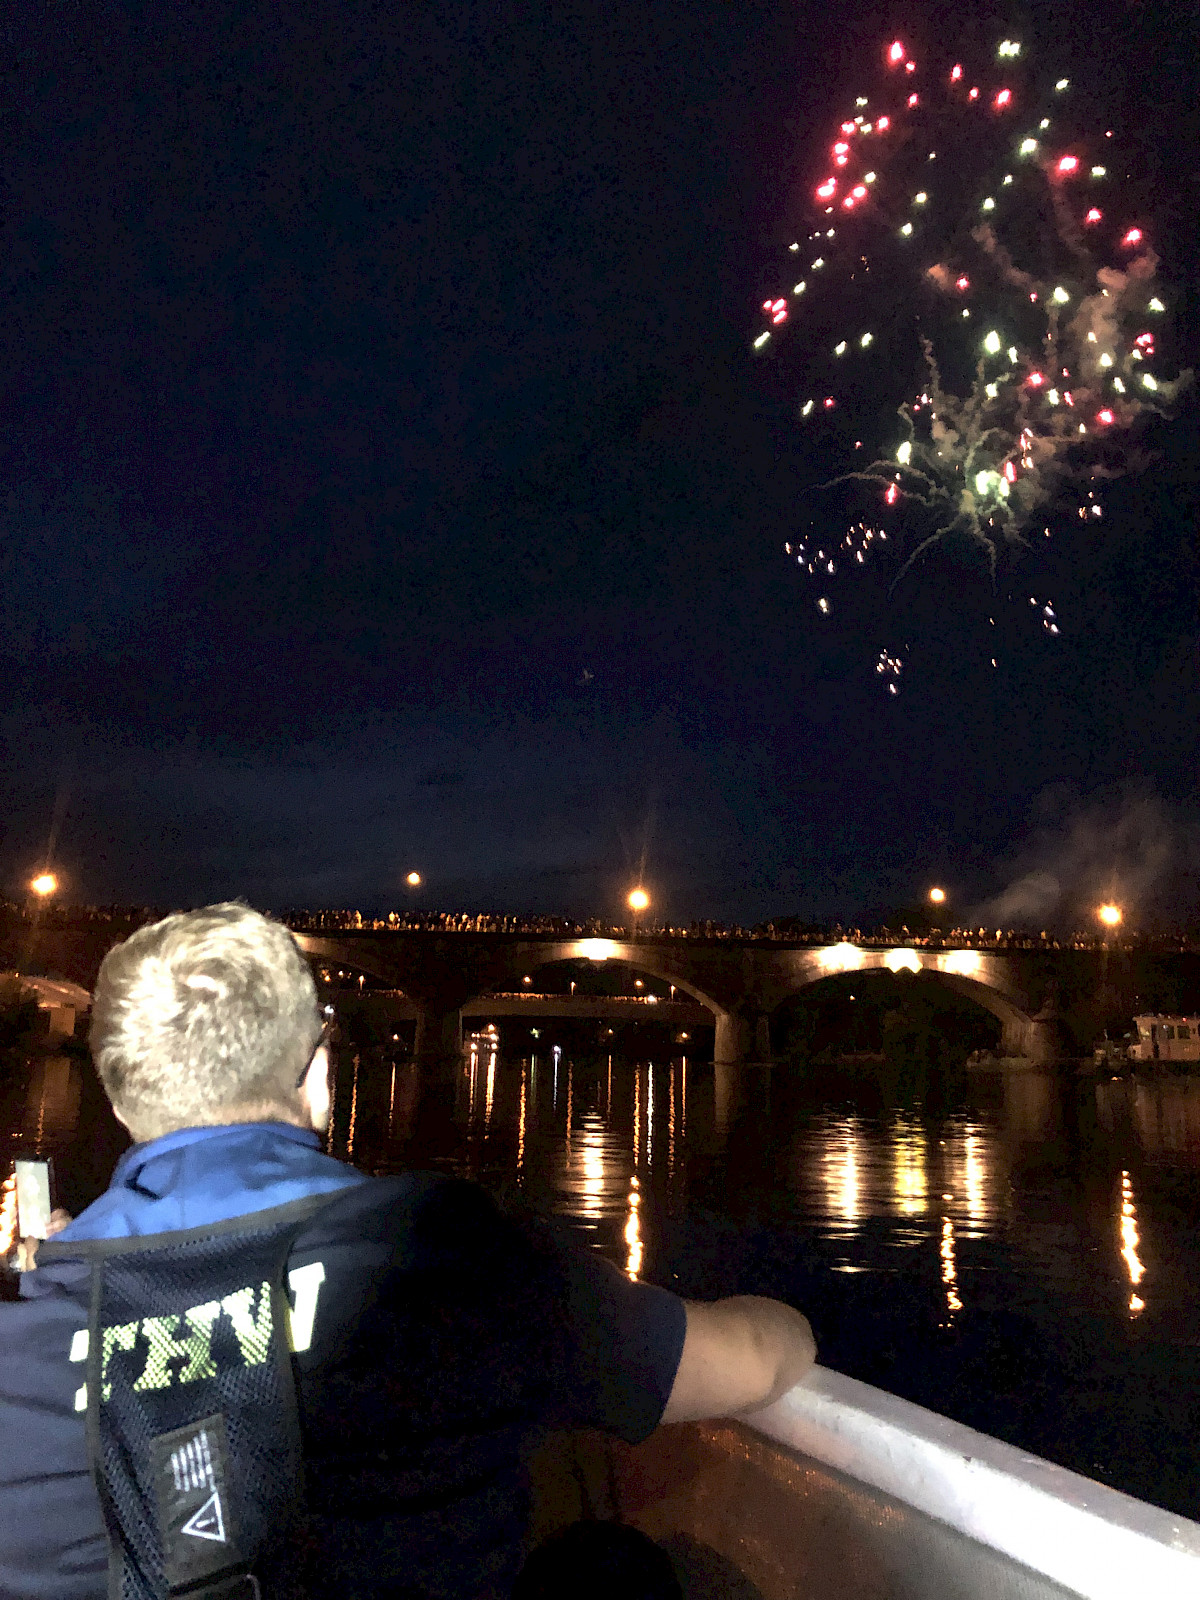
{"left": 90, "top": 903, "right": 321, "bottom": 1141}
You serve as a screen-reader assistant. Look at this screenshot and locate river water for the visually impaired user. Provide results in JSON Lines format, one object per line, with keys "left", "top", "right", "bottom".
{"left": 5, "top": 1042, "right": 1200, "bottom": 1520}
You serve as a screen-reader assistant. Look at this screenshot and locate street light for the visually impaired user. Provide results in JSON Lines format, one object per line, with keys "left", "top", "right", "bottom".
{"left": 405, "top": 871, "right": 422, "bottom": 888}
{"left": 29, "top": 873, "right": 58, "bottom": 898}
{"left": 1097, "top": 903, "right": 1123, "bottom": 928}
{"left": 627, "top": 887, "right": 650, "bottom": 913}
{"left": 929, "top": 886, "right": 946, "bottom": 905}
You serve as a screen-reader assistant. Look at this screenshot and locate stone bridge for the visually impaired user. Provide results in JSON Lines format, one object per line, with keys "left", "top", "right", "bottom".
{"left": 6, "top": 918, "right": 1195, "bottom": 1065}
{"left": 289, "top": 933, "right": 1080, "bottom": 1063}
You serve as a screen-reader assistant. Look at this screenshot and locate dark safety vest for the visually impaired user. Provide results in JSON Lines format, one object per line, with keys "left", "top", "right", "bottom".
{"left": 41, "top": 1193, "right": 351, "bottom": 1600}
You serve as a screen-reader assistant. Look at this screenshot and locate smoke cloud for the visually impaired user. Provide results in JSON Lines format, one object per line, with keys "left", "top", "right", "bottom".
{"left": 971, "top": 789, "right": 1186, "bottom": 931}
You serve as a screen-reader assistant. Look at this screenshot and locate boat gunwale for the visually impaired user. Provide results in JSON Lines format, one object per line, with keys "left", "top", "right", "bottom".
{"left": 741, "top": 1365, "right": 1200, "bottom": 1600}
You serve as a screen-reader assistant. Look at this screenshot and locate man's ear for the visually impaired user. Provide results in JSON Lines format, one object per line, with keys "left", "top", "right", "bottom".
{"left": 298, "top": 1046, "right": 332, "bottom": 1134}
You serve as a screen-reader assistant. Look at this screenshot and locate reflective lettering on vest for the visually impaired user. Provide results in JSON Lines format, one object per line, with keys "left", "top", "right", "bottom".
{"left": 90, "top": 1264, "right": 326, "bottom": 1404}
{"left": 220, "top": 1281, "right": 273, "bottom": 1367}
{"left": 286, "top": 1261, "right": 325, "bottom": 1354}
{"left": 70, "top": 1328, "right": 89, "bottom": 1412}
{"left": 133, "top": 1302, "right": 222, "bottom": 1392}
{"left": 102, "top": 1321, "right": 140, "bottom": 1401}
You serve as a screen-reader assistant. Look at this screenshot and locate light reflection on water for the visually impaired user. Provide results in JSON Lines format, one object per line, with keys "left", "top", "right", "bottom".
{"left": 6, "top": 1046, "right": 1200, "bottom": 1343}
{"left": 335, "top": 1053, "right": 1200, "bottom": 1346}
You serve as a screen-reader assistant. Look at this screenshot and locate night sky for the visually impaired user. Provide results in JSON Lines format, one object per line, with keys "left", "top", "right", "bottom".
{"left": 1, "top": 1, "right": 1197, "bottom": 928}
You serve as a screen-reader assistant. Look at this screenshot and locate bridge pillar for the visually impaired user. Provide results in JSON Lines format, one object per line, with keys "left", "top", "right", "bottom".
{"left": 714, "top": 1009, "right": 771, "bottom": 1065}
{"left": 714, "top": 1010, "right": 749, "bottom": 1065}
{"left": 1000, "top": 1011, "right": 1072, "bottom": 1062}
{"left": 414, "top": 1003, "right": 462, "bottom": 1062}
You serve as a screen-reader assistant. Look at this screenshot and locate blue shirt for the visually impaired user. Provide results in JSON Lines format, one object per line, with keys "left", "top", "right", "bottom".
{"left": 52, "top": 1122, "right": 367, "bottom": 1246}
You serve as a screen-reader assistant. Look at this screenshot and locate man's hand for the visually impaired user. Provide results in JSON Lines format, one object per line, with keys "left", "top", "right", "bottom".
{"left": 660, "top": 1295, "right": 816, "bottom": 1425}
{"left": 12, "top": 1208, "right": 72, "bottom": 1272}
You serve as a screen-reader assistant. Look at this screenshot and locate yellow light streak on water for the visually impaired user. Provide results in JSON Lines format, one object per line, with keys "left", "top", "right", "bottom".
{"left": 668, "top": 1064, "right": 676, "bottom": 1180}
{"left": 826, "top": 1118, "right": 861, "bottom": 1224}
{"left": 646, "top": 1065, "right": 654, "bottom": 1169}
{"left": 893, "top": 1119, "right": 927, "bottom": 1215}
{"left": 941, "top": 1217, "right": 963, "bottom": 1315}
{"left": 517, "top": 1065, "right": 527, "bottom": 1177}
{"left": 1120, "top": 1170, "right": 1145, "bottom": 1316}
{"left": 347, "top": 1053, "right": 361, "bottom": 1158}
{"left": 625, "top": 1173, "right": 643, "bottom": 1279}
{"left": 964, "top": 1128, "right": 985, "bottom": 1222}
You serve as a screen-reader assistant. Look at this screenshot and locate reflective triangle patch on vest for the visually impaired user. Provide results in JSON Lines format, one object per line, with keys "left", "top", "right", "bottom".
{"left": 151, "top": 1412, "right": 243, "bottom": 1590}
{"left": 181, "top": 1491, "right": 226, "bottom": 1543}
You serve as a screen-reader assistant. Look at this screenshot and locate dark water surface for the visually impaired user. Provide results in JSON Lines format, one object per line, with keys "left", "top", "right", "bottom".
{"left": 6, "top": 1043, "right": 1200, "bottom": 1521}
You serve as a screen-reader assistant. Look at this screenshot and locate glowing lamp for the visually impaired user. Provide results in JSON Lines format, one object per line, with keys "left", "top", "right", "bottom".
{"left": 929, "top": 887, "right": 946, "bottom": 904}
{"left": 983, "top": 330, "right": 1002, "bottom": 355}
{"left": 1096, "top": 409, "right": 1114, "bottom": 425}
{"left": 876, "top": 116, "right": 890, "bottom": 130}
{"left": 627, "top": 888, "right": 650, "bottom": 913}
{"left": 30, "top": 872, "right": 58, "bottom": 897}
{"left": 968, "top": 87, "right": 980, "bottom": 101}
{"left": 888, "top": 40, "right": 905, "bottom": 64}
{"left": 1019, "top": 139, "right": 1038, "bottom": 156}
{"left": 1085, "top": 208, "right": 1102, "bottom": 223}
{"left": 950, "top": 64, "right": 963, "bottom": 81}
{"left": 840, "top": 122, "right": 856, "bottom": 136}
{"left": 1122, "top": 228, "right": 1143, "bottom": 247}
{"left": 818, "top": 941, "right": 863, "bottom": 973}
{"left": 1027, "top": 372, "right": 1044, "bottom": 386}
{"left": 907, "top": 93, "right": 919, "bottom": 107}
{"left": 885, "top": 483, "right": 899, "bottom": 505}
{"left": 1003, "top": 460, "right": 1017, "bottom": 483}
{"left": 1148, "top": 298, "right": 1165, "bottom": 312}
{"left": 995, "top": 90, "right": 1012, "bottom": 109}
{"left": 1056, "top": 156, "right": 1079, "bottom": 175}
{"left": 851, "top": 184, "right": 867, "bottom": 199}
{"left": 1097, "top": 904, "right": 1122, "bottom": 928}
{"left": 955, "top": 276, "right": 969, "bottom": 291}
{"left": 833, "top": 141, "right": 849, "bottom": 154}
{"left": 886, "top": 948, "right": 922, "bottom": 975}
{"left": 896, "top": 441, "right": 912, "bottom": 465}
{"left": 817, "top": 180, "right": 836, "bottom": 199}
{"left": 1052, "top": 286, "right": 1069, "bottom": 304}
{"left": 576, "top": 938, "right": 617, "bottom": 961}
{"left": 823, "top": 398, "right": 835, "bottom": 408}
{"left": 405, "top": 870, "right": 422, "bottom": 887}
{"left": 906, "top": 61, "right": 915, "bottom": 72}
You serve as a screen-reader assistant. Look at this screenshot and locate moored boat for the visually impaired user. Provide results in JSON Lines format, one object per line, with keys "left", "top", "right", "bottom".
{"left": 1127, "top": 1016, "right": 1200, "bottom": 1067}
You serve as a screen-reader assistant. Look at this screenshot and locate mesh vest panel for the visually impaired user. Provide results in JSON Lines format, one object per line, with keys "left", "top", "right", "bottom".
{"left": 67, "top": 1196, "right": 337, "bottom": 1600}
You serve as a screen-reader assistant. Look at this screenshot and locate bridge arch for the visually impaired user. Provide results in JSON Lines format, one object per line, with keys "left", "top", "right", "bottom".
{"left": 768, "top": 946, "right": 1038, "bottom": 1058}
{"left": 454, "top": 940, "right": 726, "bottom": 1053}
{"left": 511, "top": 940, "right": 726, "bottom": 1015}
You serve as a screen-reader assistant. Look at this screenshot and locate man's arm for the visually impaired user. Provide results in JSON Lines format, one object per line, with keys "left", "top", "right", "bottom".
{"left": 659, "top": 1295, "right": 816, "bottom": 1424}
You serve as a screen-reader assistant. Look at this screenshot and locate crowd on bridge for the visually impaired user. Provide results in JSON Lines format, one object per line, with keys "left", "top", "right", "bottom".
{"left": 1, "top": 901, "right": 1178, "bottom": 951}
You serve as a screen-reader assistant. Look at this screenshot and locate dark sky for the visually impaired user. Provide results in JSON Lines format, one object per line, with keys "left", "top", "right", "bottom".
{"left": 1, "top": 1, "right": 1197, "bottom": 927}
